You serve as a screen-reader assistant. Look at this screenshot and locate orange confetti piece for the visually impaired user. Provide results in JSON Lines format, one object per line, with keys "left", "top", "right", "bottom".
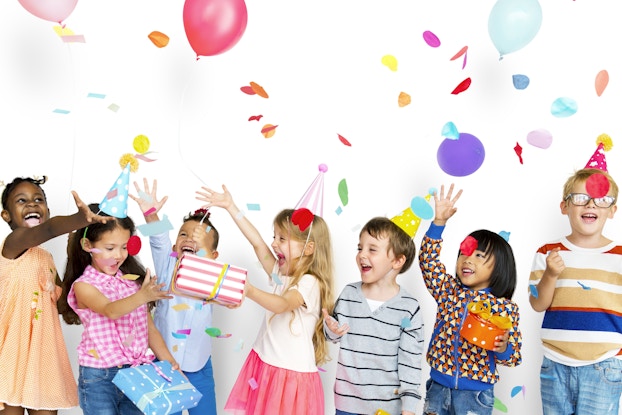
{"left": 88, "top": 349, "right": 100, "bottom": 359}
{"left": 451, "top": 77, "right": 471, "bottom": 95}
{"left": 398, "top": 91, "right": 411, "bottom": 107}
{"left": 148, "top": 31, "right": 169, "bottom": 48}
{"left": 595, "top": 69, "right": 609, "bottom": 97}
{"left": 338, "top": 134, "right": 352, "bottom": 146}
{"left": 261, "top": 124, "right": 278, "bottom": 138}
{"left": 250, "top": 82, "right": 269, "bottom": 98}
{"left": 240, "top": 86, "right": 255, "bottom": 95}
{"left": 450, "top": 46, "right": 468, "bottom": 61}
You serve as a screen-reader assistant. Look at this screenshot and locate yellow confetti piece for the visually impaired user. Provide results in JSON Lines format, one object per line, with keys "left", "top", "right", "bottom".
{"left": 88, "top": 349, "right": 100, "bottom": 359}
{"left": 133, "top": 134, "right": 150, "bottom": 154}
{"left": 398, "top": 92, "right": 411, "bottom": 107}
{"left": 172, "top": 303, "right": 191, "bottom": 311}
{"left": 53, "top": 25, "right": 74, "bottom": 37}
{"left": 381, "top": 54, "right": 398, "bottom": 72}
{"left": 173, "top": 345, "right": 178, "bottom": 352}
{"left": 122, "top": 274, "right": 140, "bottom": 280}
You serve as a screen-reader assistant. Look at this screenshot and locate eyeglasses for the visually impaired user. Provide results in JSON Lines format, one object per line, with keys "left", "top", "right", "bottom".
{"left": 565, "top": 193, "right": 616, "bottom": 208}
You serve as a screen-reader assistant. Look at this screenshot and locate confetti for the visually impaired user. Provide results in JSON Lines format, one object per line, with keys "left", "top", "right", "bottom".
{"left": 121, "top": 274, "right": 139, "bottom": 280}
{"left": 240, "top": 86, "right": 255, "bottom": 95}
{"left": 250, "top": 82, "right": 269, "bottom": 98}
{"left": 133, "top": 134, "right": 150, "bottom": 154}
{"left": 398, "top": 92, "right": 411, "bottom": 107}
{"left": 246, "top": 203, "right": 261, "bottom": 211}
{"left": 177, "top": 328, "right": 191, "bottom": 335}
{"left": 498, "top": 231, "right": 510, "bottom": 242}
{"left": 148, "top": 31, "right": 169, "bottom": 48}
{"left": 441, "top": 122, "right": 459, "bottom": 140}
{"left": 400, "top": 317, "right": 411, "bottom": 328}
{"left": 137, "top": 215, "right": 174, "bottom": 236}
{"left": 172, "top": 303, "right": 191, "bottom": 311}
{"left": 248, "top": 378, "right": 258, "bottom": 390}
{"left": 271, "top": 273, "right": 283, "bottom": 285}
{"left": 577, "top": 281, "right": 591, "bottom": 290}
{"left": 551, "top": 97, "right": 577, "bottom": 117}
{"left": 451, "top": 78, "right": 471, "bottom": 95}
{"left": 493, "top": 397, "right": 508, "bottom": 413}
{"left": 595, "top": 69, "right": 609, "bottom": 97}
{"left": 338, "top": 179, "right": 348, "bottom": 206}
{"left": 381, "top": 54, "right": 398, "bottom": 71}
{"left": 87, "top": 92, "right": 106, "bottom": 99}
{"left": 450, "top": 46, "right": 468, "bottom": 70}
{"left": 205, "top": 327, "right": 222, "bottom": 337}
{"left": 53, "top": 109, "right": 70, "bottom": 114}
{"left": 217, "top": 333, "right": 232, "bottom": 338}
{"left": 61, "top": 35, "right": 86, "bottom": 43}
{"left": 512, "top": 74, "right": 530, "bottom": 90}
{"left": 248, "top": 115, "right": 263, "bottom": 121}
{"left": 172, "top": 332, "right": 188, "bottom": 339}
{"left": 460, "top": 236, "right": 478, "bottom": 256}
{"left": 514, "top": 142, "right": 523, "bottom": 164}
{"left": 422, "top": 30, "right": 440, "bottom": 47}
{"left": 585, "top": 173, "right": 610, "bottom": 198}
{"left": 108, "top": 103, "right": 120, "bottom": 112}
{"left": 511, "top": 385, "right": 525, "bottom": 398}
{"left": 317, "top": 366, "right": 326, "bottom": 372}
{"left": 196, "top": 249, "right": 207, "bottom": 257}
{"left": 338, "top": 134, "right": 352, "bottom": 146}
{"left": 335, "top": 206, "right": 343, "bottom": 215}
{"left": 261, "top": 124, "right": 278, "bottom": 138}
{"left": 526, "top": 129, "right": 552, "bottom": 149}
{"left": 529, "top": 284, "right": 539, "bottom": 298}
{"left": 88, "top": 349, "right": 100, "bottom": 359}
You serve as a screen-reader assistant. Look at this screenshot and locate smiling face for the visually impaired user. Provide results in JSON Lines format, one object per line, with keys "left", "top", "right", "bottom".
{"left": 271, "top": 224, "right": 306, "bottom": 276}
{"left": 83, "top": 226, "right": 131, "bottom": 276}
{"left": 356, "top": 231, "right": 403, "bottom": 286}
{"left": 1, "top": 181, "right": 49, "bottom": 229}
{"left": 561, "top": 178, "right": 617, "bottom": 247}
{"left": 173, "top": 220, "right": 217, "bottom": 259}
{"left": 456, "top": 247, "right": 495, "bottom": 292}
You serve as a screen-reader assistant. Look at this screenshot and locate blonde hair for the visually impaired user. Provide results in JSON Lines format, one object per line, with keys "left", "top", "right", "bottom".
{"left": 273, "top": 209, "right": 335, "bottom": 365}
{"left": 562, "top": 168, "right": 619, "bottom": 203}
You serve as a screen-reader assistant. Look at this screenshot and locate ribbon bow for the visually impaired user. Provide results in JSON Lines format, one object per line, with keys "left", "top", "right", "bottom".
{"left": 466, "top": 300, "right": 512, "bottom": 330}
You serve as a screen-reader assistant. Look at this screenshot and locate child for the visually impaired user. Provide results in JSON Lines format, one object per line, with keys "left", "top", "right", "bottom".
{"left": 196, "top": 184, "right": 335, "bottom": 415}
{"left": 0, "top": 176, "right": 109, "bottom": 414}
{"left": 130, "top": 178, "right": 222, "bottom": 415}
{"left": 60, "top": 204, "right": 178, "bottom": 415}
{"left": 419, "top": 184, "right": 522, "bottom": 415}
{"left": 529, "top": 168, "right": 622, "bottom": 415}
{"left": 323, "top": 216, "right": 425, "bottom": 415}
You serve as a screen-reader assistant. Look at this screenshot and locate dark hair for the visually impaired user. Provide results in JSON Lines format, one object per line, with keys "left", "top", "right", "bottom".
{"left": 58, "top": 203, "right": 147, "bottom": 325}
{"left": 360, "top": 217, "right": 416, "bottom": 273}
{"left": 1, "top": 176, "right": 48, "bottom": 209}
{"left": 183, "top": 209, "right": 219, "bottom": 250}
{"left": 462, "top": 229, "right": 517, "bottom": 298}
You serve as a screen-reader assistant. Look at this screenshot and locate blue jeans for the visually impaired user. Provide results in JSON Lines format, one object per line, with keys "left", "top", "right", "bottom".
{"left": 423, "top": 379, "right": 495, "bottom": 415}
{"left": 184, "top": 357, "right": 217, "bottom": 415}
{"left": 78, "top": 365, "right": 143, "bottom": 415}
{"left": 540, "top": 356, "right": 622, "bottom": 415}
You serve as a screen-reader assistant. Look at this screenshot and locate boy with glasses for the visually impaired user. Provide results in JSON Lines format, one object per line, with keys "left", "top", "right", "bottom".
{"left": 529, "top": 142, "right": 622, "bottom": 415}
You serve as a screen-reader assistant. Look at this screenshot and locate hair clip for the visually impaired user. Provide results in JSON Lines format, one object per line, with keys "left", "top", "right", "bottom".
{"left": 32, "top": 175, "right": 48, "bottom": 185}
{"left": 193, "top": 208, "right": 210, "bottom": 218}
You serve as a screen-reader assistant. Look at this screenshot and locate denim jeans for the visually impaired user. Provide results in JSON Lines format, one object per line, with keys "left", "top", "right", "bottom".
{"left": 185, "top": 357, "right": 217, "bottom": 415}
{"left": 540, "top": 356, "right": 622, "bottom": 415}
{"left": 78, "top": 365, "right": 143, "bottom": 415}
{"left": 422, "top": 378, "right": 495, "bottom": 415}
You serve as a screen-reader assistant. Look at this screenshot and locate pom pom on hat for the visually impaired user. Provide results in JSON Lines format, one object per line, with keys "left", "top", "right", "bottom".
{"left": 585, "top": 134, "right": 613, "bottom": 171}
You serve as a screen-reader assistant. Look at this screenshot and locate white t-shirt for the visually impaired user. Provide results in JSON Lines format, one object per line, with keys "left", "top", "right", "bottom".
{"left": 253, "top": 274, "right": 320, "bottom": 372}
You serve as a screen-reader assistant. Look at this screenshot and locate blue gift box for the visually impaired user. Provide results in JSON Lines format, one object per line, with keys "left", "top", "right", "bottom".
{"left": 112, "top": 360, "right": 202, "bottom": 415}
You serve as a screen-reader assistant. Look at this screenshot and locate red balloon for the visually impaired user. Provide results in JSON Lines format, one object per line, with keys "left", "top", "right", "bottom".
{"left": 18, "top": 0, "right": 78, "bottom": 23}
{"left": 183, "top": 0, "right": 248, "bottom": 58}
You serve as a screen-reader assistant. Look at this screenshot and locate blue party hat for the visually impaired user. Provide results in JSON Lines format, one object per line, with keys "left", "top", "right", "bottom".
{"left": 99, "top": 163, "right": 130, "bottom": 218}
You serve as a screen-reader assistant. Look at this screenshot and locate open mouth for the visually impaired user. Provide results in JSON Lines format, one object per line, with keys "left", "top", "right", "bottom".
{"left": 581, "top": 213, "right": 597, "bottom": 223}
{"left": 24, "top": 212, "right": 41, "bottom": 227}
{"left": 180, "top": 245, "right": 196, "bottom": 255}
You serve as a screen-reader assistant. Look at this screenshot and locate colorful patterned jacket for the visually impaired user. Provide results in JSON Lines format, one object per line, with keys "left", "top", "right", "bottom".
{"left": 419, "top": 223, "right": 522, "bottom": 390}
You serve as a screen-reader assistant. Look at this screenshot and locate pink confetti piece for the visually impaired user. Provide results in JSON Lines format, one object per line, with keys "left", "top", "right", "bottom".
{"left": 106, "top": 188, "right": 118, "bottom": 200}
{"left": 134, "top": 153, "right": 157, "bottom": 162}
{"left": 423, "top": 30, "right": 441, "bottom": 47}
{"left": 176, "top": 328, "right": 192, "bottom": 335}
{"left": 143, "top": 207, "right": 157, "bottom": 216}
{"left": 61, "top": 35, "right": 86, "bottom": 43}
{"left": 248, "top": 378, "right": 258, "bottom": 390}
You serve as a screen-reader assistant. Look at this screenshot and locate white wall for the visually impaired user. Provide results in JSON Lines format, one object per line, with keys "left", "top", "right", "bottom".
{"left": 1, "top": 1, "right": 621, "bottom": 414}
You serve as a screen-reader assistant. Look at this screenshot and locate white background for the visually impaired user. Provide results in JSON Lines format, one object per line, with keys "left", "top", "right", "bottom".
{"left": 1, "top": 1, "right": 622, "bottom": 414}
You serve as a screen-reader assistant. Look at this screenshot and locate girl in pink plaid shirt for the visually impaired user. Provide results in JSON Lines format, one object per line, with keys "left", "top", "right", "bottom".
{"left": 59, "top": 204, "right": 178, "bottom": 415}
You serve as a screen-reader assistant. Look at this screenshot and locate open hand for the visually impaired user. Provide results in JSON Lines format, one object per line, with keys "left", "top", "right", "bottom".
{"left": 130, "top": 178, "right": 168, "bottom": 216}
{"left": 323, "top": 308, "right": 349, "bottom": 336}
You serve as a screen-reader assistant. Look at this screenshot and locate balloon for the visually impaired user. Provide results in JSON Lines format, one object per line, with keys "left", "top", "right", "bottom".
{"left": 488, "top": 0, "right": 542, "bottom": 59}
{"left": 18, "top": 0, "right": 78, "bottom": 23}
{"left": 183, "top": 0, "right": 248, "bottom": 58}
{"left": 437, "top": 133, "right": 485, "bottom": 177}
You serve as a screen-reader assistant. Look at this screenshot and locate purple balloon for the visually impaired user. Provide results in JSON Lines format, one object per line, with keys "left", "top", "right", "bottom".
{"left": 437, "top": 132, "right": 485, "bottom": 177}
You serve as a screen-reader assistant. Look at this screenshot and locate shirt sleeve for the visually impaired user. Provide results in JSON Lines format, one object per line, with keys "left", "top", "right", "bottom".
{"left": 399, "top": 298, "right": 425, "bottom": 412}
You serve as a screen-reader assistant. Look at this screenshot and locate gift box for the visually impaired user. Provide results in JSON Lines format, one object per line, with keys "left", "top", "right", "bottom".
{"left": 171, "top": 253, "right": 246, "bottom": 306}
{"left": 112, "top": 360, "right": 202, "bottom": 415}
{"left": 460, "top": 300, "right": 512, "bottom": 351}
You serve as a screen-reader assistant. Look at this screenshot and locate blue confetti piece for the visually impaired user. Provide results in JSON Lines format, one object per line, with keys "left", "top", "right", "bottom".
{"left": 52, "top": 108, "right": 70, "bottom": 114}
{"left": 205, "top": 225, "right": 212, "bottom": 233}
{"left": 87, "top": 92, "right": 106, "bottom": 99}
{"left": 441, "top": 121, "right": 459, "bottom": 140}
{"left": 400, "top": 317, "right": 411, "bottom": 328}
{"left": 138, "top": 191, "right": 153, "bottom": 203}
{"left": 512, "top": 74, "right": 530, "bottom": 90}
{"left": 246, "top": 203, "right": 260, "bottom": 211}
{"left": 498, "top": 230, "right": 510, "bottom": 242}
{"left": 510, "top": 385, "right": 524, "bottom": 398}
{"left": 194, "top": 302, "right": 203, "bottom": 310}
{"left": 577, "top": 281, "right": 591, "bottom": 290}
{"left": 335, "top": 206, "right": 343, "bottom": 215}
{"left": 551, "top": 97, "right": 578, "bottom": 118}
{"left": 271, "top": 273, "right": 283, "bottom": 285}
{"left": 137, "top": 214, "right": 174, "bottom": 236}
{"left": 196, "top": 249, "right": 207, "bottom": 257}
{"left": 171, "top": 332, "right": 187, "bottom": 339}
{"left": 529, "top": 284, "right": 539, "bottom": 298}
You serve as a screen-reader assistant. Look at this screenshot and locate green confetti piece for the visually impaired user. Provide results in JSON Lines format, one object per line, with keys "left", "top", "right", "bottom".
{"left": 338, "top": 179, "right": 349, "bottom": 206}
{"left": 205, "top": 327, "right": 222, "bottom": 337}
{"left": 493, "top": 397, "right": 508, "bottom": 413}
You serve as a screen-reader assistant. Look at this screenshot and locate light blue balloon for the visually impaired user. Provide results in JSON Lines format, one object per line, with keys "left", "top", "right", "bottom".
{"left": 488, "top": 0, "right": 542, "bottom": 59}
{"left": 410, "top": 196, "right": 434, "bottom": 220}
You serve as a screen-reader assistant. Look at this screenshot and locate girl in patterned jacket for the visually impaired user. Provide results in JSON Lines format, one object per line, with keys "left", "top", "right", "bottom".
{"left": 418, "top": 184, "right": 522, "bottom": 415}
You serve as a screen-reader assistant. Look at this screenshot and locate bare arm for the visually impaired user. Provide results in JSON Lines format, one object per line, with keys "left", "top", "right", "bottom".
{"left": 530, "top": 248, "right": 564, "bottom": 312}
{"left": 73, "top": 270, "right": 172, "bottom": 320}
{"left": 245, "top": 282, "right": 305, "bottom": 314}
{"left": 147, "top": 313, "right": 179, "bottom": 370}
{"left": 196, "top": 185, "right": 276, "bottom": 275}
{"left": 3, "top": 191, "right": 110, "bottom": 259}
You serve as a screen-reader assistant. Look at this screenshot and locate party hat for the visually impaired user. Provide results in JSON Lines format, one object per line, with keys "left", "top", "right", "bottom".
{"left": 292, "top": 163, "right": 327, "bottom": 231}
{"left": 391, "top": 192, "right": 434, "bottom": 238}
{"left": 584, "top": 134, "right": 612, "bottom": 171}
{"left": 99, "top": 163, "right": 131, "bottom": 218}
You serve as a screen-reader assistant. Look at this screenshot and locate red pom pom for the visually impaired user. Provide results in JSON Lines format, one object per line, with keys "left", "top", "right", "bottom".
{"left": 460, "top": 236, "right": 478, "bottom": 256}
{"left": 127, "top": 235, "right": 142, "bottom": 256}
{"left": 585, "top": 173, "right": 610, "bottom": 198}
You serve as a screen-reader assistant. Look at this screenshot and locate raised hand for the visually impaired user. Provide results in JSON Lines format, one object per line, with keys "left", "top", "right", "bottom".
{"left": 130, "top": 178, "right": 168, "bottom": 216}
{"left": 72, "top": 191, "right": 109, "bottom": 224}
{"left": 433, "top": 184, "right": 463, "bottom": 226}
{"left": 195, "top": 185, "right": 234, "bottom": 211}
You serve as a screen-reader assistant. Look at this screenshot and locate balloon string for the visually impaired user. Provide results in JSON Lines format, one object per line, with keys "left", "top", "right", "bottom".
{"left": 65, "top": 39, "right": 78, "bottom": 213}
{"left": 177, "top": 61, "right": 207, "bottom": 186}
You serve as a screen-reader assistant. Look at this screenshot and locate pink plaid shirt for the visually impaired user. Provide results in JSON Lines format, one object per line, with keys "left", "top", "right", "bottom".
{"left": 68, "top": 265, "right": 153, "bottom": 368}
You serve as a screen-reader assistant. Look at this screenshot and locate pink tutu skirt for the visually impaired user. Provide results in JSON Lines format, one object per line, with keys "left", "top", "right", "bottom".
{"left": 224, "top": 349, "right": 324, "bottom": 415}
